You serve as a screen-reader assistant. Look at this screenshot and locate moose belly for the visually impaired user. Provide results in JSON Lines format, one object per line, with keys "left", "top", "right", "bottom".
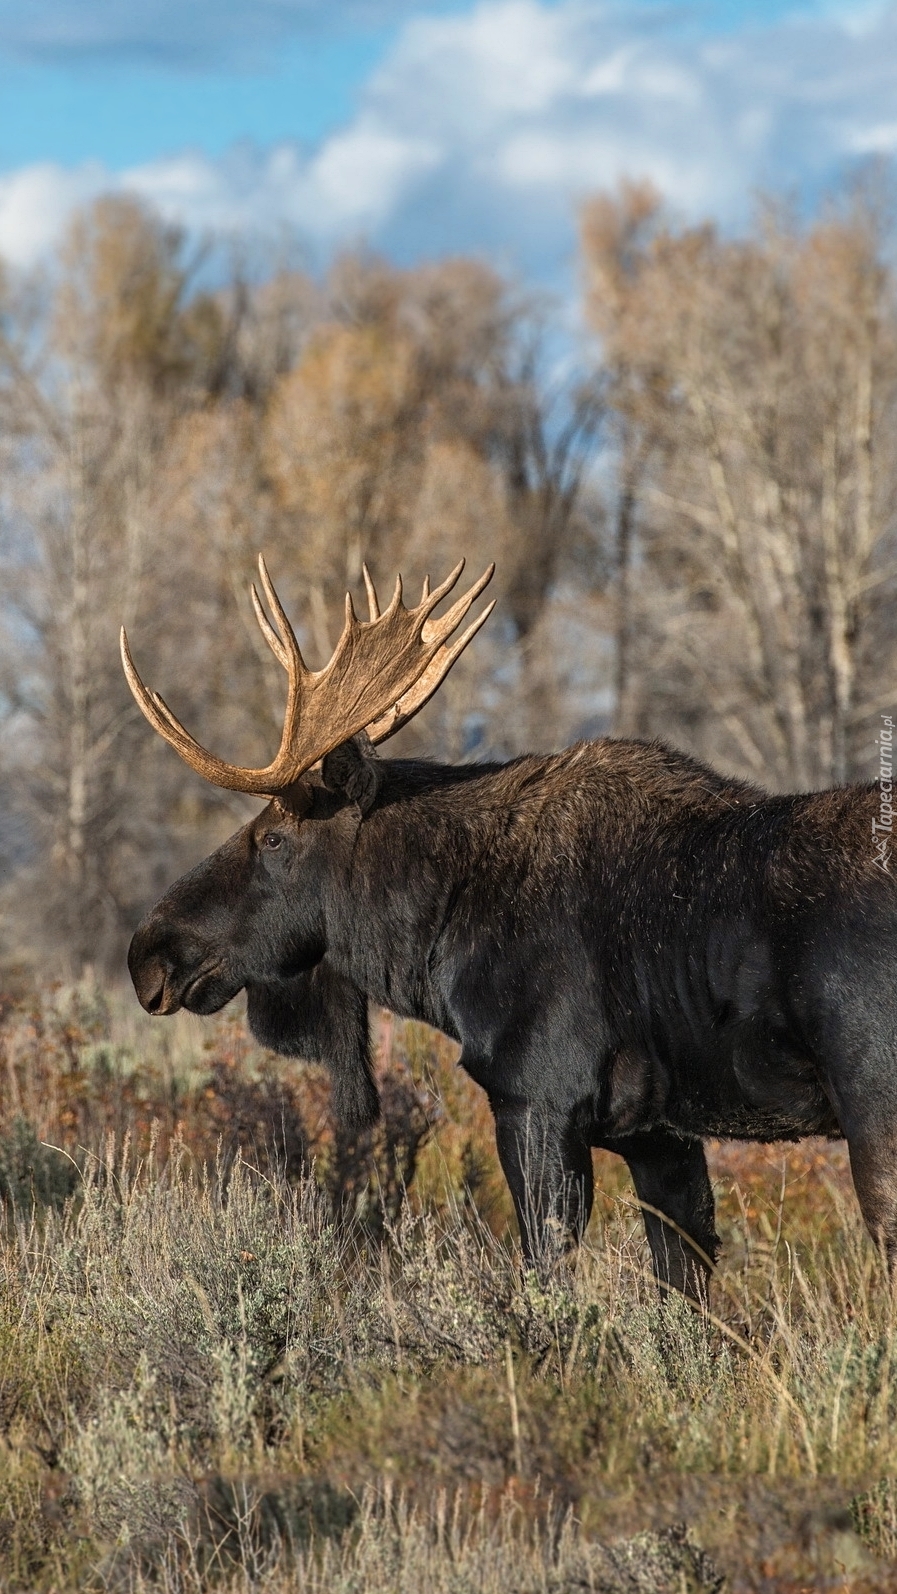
{"left": 603, "top": 1032, "right": 840, "bottom": 1143}
{"left": 669, "top": 1032, "right": 840, "bottom": 1141}
{"left": 603, "top": 925, "right": 843, "bottom": 1143}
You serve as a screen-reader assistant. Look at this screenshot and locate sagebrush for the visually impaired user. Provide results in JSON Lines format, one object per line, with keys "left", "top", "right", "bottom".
{"left": 0, "top": 981, "right": 892, "bottom": 1591}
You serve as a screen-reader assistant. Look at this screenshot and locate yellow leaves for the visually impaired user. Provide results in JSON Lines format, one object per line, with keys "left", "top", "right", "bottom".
{"left": 261, "top": 267, "right": 518, "bottom": 613}
{"left": 580, "top": 177, "right": 663, "bottom": 325}
{"left": 414, "top": 439, "right": 513, "bottom": 576}
{"left": 265, "top": 321, "right": 421, "bottom": 529}
{"left": 53, "top": 194, "right": 226, "bottom": 398}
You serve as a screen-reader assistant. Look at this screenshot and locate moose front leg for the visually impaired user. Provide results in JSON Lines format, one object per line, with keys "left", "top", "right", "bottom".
{"left": 492, "top": 1099, "right": 594, "bottom": 1269}
{"left": 606, "top": 1129, "right": 719, "bottom": 1304}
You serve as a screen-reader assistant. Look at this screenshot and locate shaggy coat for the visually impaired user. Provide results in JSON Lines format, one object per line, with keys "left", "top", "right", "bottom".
{"left": 128, "top": 735, "right": 896, "bottom": 1298}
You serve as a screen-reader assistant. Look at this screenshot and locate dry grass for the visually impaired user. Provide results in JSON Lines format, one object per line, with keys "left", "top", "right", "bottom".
{"left": 0, "top": 980, "right": 893, "bottom": 1592}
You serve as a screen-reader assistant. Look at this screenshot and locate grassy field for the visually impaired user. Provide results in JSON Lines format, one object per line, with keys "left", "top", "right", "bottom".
{"left": 0, "top": 979, "right": 895, "bottom": 1591}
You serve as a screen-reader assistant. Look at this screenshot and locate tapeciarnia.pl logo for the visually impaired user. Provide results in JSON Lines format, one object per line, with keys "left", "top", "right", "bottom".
{"left": 873, "top": 714, "right": 893, "bottom": 872}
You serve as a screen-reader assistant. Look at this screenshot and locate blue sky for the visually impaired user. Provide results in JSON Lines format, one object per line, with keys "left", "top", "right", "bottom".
{"left": 0, "top": 0, "right": 894, "bottom": 279}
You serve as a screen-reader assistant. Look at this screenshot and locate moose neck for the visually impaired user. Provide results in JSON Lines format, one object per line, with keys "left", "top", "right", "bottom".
{"left": 323, "top": 756, "right": 509, "bottom": 1027}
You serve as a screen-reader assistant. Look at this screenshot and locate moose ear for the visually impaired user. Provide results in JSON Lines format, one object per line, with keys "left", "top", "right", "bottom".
{"left": 321, "top": 732, "right": 382, "bottom": 815}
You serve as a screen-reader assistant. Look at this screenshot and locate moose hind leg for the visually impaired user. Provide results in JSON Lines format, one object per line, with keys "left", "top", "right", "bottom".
{"left": 609, "top": 1130, "right": 719, "bottom": 1304}
{"left": 810, "top": 995, "right": 897, "bottom": 1273}
{"left": 844, "top": 1131, "right": 897, "bottom": 1273}
{"left": 492, "top": 1100, "right": 594, "bottom": 1270}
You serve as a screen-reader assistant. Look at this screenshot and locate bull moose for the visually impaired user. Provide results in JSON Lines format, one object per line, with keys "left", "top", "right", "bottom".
{"left": 123, "top": 557, "right": 896, "bottom": 1301}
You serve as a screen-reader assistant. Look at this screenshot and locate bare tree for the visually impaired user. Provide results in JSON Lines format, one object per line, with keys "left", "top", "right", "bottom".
{"left": 0, "top": 198, "right": 247, "bottom": 969}
{"left": 582, "top": 173, "right": 897, "bottom": 788}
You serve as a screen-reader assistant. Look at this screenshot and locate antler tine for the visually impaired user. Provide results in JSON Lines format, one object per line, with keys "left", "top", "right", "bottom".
{"left": 362, "top": 564, "right": 381, "bottom": 622}
{"left": 255, "top": 555, "right": 307, "bottom": 676}
{"left": 366, "top": 595, "right": 497, "bottom": 747}
{"left": 149, "top": 689, "right": 236, "bottom": 761}
{"left": 121, "top": 630, "right": 187, "bottom": 744}
{"left": 121, "top": 620, "right": 305, "bottom": 794}
{"left": 151, "top": 689, "right": 198, "bottom": 741}
{"left": 421, "top": 574, "right": 431, "bottom": 602}
{"left": 434, "top": 596, "right": 496, "bottom": 676}
{"left": 384, "top": 573, "right": 403, "bottom": 618}
{"left": 250, "top": 582, "right": 289, "bottom": 670}
{"left": 420, "top": 559, "right": 465, "bottom": 616}
{"left": 421, "top": 562, "right": 495, "bottom": 646}
{"left": 121, "top": 629, "right": 236, "bottom": 776}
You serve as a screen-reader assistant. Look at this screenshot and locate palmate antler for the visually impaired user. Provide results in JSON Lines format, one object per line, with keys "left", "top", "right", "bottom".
{"left": 120, "top": 556, "right": 496, "bottom": 794}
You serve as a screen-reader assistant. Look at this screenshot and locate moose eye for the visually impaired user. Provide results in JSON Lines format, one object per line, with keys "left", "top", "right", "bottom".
{"left": 262, "top": 832, "right": 283, "bottom": 851}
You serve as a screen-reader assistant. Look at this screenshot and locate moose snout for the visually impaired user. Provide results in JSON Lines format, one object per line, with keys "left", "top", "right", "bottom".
{"left": 137, "top": 963, "right": 172, "bottom": 1014}
{"left": 128, "top": 933, "right": 179, "bottom": 1015}
{"left": 128, "top": 914, "right": 201, "bottom": 1015}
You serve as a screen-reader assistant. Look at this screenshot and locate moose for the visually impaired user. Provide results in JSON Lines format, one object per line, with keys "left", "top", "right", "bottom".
{"left": 123, "top": 557, "right": 897, "bottom": 1300}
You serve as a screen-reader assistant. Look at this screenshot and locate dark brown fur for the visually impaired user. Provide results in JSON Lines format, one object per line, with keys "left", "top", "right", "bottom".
{"left": 128, "top": 735, "right": 897, "bottom": 1298}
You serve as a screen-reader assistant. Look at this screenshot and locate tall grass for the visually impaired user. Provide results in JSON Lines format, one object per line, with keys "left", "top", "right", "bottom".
{"left": 0, "top": 981, "right": 893, "bottom": 1590}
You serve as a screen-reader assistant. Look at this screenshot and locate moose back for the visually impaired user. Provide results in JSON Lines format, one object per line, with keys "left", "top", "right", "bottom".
{"left": 123, "top": 559, "right": 896, "bottom": 1299}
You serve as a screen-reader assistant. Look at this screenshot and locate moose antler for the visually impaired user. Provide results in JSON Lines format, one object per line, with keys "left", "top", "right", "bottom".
{"left": 120, "top": 556, "right": 495, "bottom": 794}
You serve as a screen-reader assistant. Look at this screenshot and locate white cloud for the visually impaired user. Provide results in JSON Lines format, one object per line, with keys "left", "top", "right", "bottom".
{"left": 0, "top": 162, "right": 108, "bottom": 266}
{"left": 580, "top": 44, "right": 640, "bottom": 98}
{"left": 304, "top": 123, "right": 442, "bottom": 227}
{"left": 3, "top": 1, "right": 897, "bottom": 278}
{"left": 847, "top": 119, "right": 897, "bottom": 152}
{"left": 121, "top": 127, "right": 442, "bottom": 241}
{"left": 382, "top": 0, "right": 578, "bottom": 119}
{"left": 0, "top": 129, "right": 441, "bottom": 269}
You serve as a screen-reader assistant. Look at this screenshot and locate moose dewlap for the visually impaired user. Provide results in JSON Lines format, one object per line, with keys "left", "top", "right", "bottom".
{"left": 124, "top": 556, "right": 897, "bottom": 1300}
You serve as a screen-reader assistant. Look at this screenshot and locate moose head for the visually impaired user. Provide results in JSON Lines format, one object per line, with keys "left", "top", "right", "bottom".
{"left": 123, "top": 556, "right": 495, "bottom": 1020}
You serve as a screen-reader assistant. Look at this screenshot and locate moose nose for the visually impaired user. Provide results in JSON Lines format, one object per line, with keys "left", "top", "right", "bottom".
{"left": 129, "top": 950, "right": 177, "bottom": 1014}
{"left": 128, "top": 914, "right": 181, "bottom": 1014}
{"left": 141, "top": 966, "right": 169, "bottom": 1014}
{"left": 128, "top": 910, "right": 214, "bottom": 1016}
